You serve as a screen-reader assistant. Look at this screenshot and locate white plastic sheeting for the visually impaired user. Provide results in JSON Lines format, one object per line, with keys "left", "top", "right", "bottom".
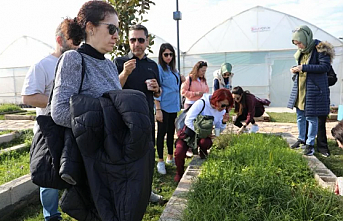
{"left": 0, "top": 36, "right": 54, "bottom": 103}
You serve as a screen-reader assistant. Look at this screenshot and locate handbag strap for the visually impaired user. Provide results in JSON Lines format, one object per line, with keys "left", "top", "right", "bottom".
{"left": 47, "top": 51, "right": 85, "bottom": 106}
{"left": 199, "top": 99, "right": 205, "bottom": 114}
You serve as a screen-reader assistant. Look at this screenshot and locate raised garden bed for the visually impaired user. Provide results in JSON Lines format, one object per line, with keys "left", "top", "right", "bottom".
{"left": 183, "top": 133, "right": 343, "bottom": 220}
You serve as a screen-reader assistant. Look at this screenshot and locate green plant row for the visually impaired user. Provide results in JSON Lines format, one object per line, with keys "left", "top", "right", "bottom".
{"left": 0, "top": 130, "right": 13, "bottom": 135}
{"left": 183, "top": 133, "right": 343, "bottom": 221}
{"left": 0, "top": 130, "right": 33, "bottom": 185}
{"left": 0, "top": 103, "right": 22, "bottom": 114}
{"left": 0, "top": 145, "right": 30, "bottom": 185}
{"left": 0, "top": 130, "right": 33, "bottom": 150}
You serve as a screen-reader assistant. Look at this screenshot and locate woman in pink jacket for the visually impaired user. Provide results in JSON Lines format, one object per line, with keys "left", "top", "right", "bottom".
{"left": 181, "top": 61, "right": 210, "bottom": 109}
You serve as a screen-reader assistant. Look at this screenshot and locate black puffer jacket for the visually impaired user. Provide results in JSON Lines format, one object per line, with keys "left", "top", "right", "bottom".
{"left": 60, "top": 89, "right": 155, "bottom": 221}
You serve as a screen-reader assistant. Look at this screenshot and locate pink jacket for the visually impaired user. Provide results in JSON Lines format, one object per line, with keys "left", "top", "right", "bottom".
{"left": 181, "top": 76, "right": 209, "bottom": 101}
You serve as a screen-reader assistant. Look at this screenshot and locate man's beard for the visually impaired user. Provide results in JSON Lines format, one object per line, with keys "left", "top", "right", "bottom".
{"left": 60, "top": 40, "right": 74, "bottom": 54}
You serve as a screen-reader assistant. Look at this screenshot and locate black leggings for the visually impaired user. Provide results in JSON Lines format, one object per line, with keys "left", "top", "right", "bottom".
{"left": 234, "top": 107, "right": 264, "bottom": 128}
{"left": 156, "top": 110, "right": 177, "bottom": 159}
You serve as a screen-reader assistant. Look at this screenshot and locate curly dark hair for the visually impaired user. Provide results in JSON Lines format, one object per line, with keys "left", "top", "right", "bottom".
{"left": 73, "top": 1, "right": 118, "bottom": 43}
{"left": 332, "top": 121, "right": 343, "bottom": 144}
{"left": 56, "top": 18, "right": 82, "bottom": 46}
{"left": 158, "top": 43, "right": 176, "bottom": 73}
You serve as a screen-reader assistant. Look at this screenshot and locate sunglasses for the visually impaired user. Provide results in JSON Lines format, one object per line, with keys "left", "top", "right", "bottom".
{"left": 129, "top": 38, "right": 146, "bottom": 44}
{"left": 220, "top": 103, "right": 230, "bottom": 108}
{"left": 163, "top": 53, "right": 173, "bottom": 58}
{"left": 98, "top": 22, "right": 119, "bottom": 35}
{"left": 199, "top": 61, "right": 207, "bottom": 68}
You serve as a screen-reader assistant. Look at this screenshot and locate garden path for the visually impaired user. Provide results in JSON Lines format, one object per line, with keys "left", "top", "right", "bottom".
{"left": 0, "top": 119, "right": 338, "bottom": 140}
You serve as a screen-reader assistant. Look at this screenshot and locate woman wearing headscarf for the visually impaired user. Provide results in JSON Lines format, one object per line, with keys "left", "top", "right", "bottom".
{"left": 213, "top": 62, "right": 234, "bottom": 91}
{"left": 287, "top": 25, "right": 332, "bottom": 156}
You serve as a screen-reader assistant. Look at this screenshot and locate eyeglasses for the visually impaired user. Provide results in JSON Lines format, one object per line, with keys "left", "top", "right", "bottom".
{"left": 129, "top": 38, "right": 146, "bottom": 44}
{"left": 163, "top": 53, "right": 173, "bottom": 58}
{"left": 220, "top": 103, "right": 230, "bottom": 108}
{"left": 98, "top": 22, "right": 119, "bottom": 35}
{"left": 199, "top": 61, "right": 207, "bottom": 68}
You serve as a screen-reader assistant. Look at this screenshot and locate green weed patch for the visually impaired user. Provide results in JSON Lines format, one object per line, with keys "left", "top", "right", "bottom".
{"left": 0, "top": 130, "right": 13, "bottom": 135}
{"left": 0, "top": 130, "right": 33, "bottom": 150}
{"left": 315, "top": 139, "right": 343, "bottom": 177}
{"left": 267, "top": 112, "right": 297, "bottom": 123}
{"left": 184, "top": 133, "right": 343, "bottom": 221}
{"left": 0, "top": 104, "right": 22, "bottom": 114}
{"left": 0, "top": 130, "right": 33, "bottom": 185}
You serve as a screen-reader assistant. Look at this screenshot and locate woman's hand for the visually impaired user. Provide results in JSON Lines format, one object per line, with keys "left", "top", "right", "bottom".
{"left": 237, "top": 125, "right": 246, "bottom": 134}
{"left": 196, "top": 91, "right": 204, "bottom": 96}
{"left": 156, "top": 110, "right": 163, "bottom": 122}
{"left": 222, "top": 112, "right": 230, "bottom": 123}
{"left": 290, "top": 65, "right": 302, "bottom": 73}
{"left": 181, "top": 75, "right": 186, "bottom": 83}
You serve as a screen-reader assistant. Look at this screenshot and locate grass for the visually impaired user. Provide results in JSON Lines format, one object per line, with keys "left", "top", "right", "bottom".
{"left": 267, "top": 112, "right": 297, "bottom": 123}
{"left": 0, "top": 130, "right": 33, "bottom": 185}
{"left": 7, "top": 140, "right": 190, "bottom": 221}
{"left": 0, "top": 130, "right": 13, "bottom": 135}
{"left": 0, "top": 103, "right": 22, "bottom": 114}
{"left": 0, "top": 130, "right": 32, "bottom": 150}
{"left": 183, "top": 133, "right": 343, "bottom": 221}
{"left": 315, "top": 139, "right": 343, "bottom": 177}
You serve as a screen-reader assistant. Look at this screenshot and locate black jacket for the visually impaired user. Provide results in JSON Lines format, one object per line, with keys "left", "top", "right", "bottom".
{"left": 60, "top": 89, "right": 155, "bottom": 221}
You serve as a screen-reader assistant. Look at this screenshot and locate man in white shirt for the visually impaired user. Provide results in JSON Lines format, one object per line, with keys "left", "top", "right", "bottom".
{"left": 21, "top": 19, "right": 79, "bottom": 221}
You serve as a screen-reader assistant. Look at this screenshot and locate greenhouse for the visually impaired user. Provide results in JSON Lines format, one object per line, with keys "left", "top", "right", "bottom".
{"left": 181, "top": 6, "right": 343, "bottom": 107}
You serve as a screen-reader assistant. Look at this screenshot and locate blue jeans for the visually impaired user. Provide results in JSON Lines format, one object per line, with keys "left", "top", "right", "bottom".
{"left": 40, "top": 187, "right": 61, "bottom": 220}
{"left": 296, "top": 108, "right": 318, "bottom": 146}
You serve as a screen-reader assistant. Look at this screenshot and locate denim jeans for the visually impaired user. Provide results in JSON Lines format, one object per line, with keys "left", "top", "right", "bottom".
{"left": 40, "top": 187, "right": 61, "bottom": 220}
{"left": 296, "top": 108, "right": 318, "bottom": 146}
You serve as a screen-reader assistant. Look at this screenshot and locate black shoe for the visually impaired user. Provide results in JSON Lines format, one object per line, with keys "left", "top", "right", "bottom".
{"left": 291, "top": 140, "right": 305, "bottom": 149}
{"left": 303, "top": 145, "right": 315, "bottom": 156}
{"left": 320, "top": 151, "right": 330, "bottom": 157}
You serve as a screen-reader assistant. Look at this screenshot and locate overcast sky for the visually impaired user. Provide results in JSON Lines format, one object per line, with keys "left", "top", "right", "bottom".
{"left": 0, "top": 0, "right": 342, "bottom": 54}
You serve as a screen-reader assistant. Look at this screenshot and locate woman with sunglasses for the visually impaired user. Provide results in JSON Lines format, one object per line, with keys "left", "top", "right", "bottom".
{"left": 232, "top": 86, "right": 265, "bottom": 134}
{"left": 154, "top": 43, "right": 181, "bottom": 175}
{"left": 181, "top": 61, "right": 210, "bottom": 110}
{"left": 50, "top": 1, "right": 153, "bottom": 220}
{"left": 174, "top": 88, "right": 232, "bottom": 182}
{"left": 213, "top": 62, "right": 234, "bottom": 91}
{"left": 52, "top": 1, "right": 121, "bottom": 128}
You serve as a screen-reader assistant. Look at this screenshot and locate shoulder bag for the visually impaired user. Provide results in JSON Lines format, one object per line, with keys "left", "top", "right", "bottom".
{"left": 30, "top": 52, "right": 85, "bottom": 189}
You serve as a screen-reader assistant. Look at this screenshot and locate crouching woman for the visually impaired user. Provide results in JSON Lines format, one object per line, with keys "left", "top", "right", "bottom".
{"left": 174, "top": 88, "right": 233, "bottom": 182}
{"left": 232, "top": 86, "right": 265, "bottom": 134}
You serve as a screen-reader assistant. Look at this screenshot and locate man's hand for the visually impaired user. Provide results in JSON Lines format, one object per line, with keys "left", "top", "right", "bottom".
{"left": 123, "top": 59, "right": 136, "bottom": 76}
{"left": 119, "top": 59, "right": 136, "bottom": 87}
{"left": 146, "top": 79, "right": 160, "bottom": 93}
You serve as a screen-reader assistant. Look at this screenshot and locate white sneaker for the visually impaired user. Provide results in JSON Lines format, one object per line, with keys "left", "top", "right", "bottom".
{"left": 166, "top": 158, "right": 175, "bottom": 166}
{"left": 250, "top": 125, "right": 259, "bottom": 133}
{"left": 157, "top": 161, "right": 166, "bottom": 175}
{"left": 150, "top": 191, "right": 163, "bottom": 203}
